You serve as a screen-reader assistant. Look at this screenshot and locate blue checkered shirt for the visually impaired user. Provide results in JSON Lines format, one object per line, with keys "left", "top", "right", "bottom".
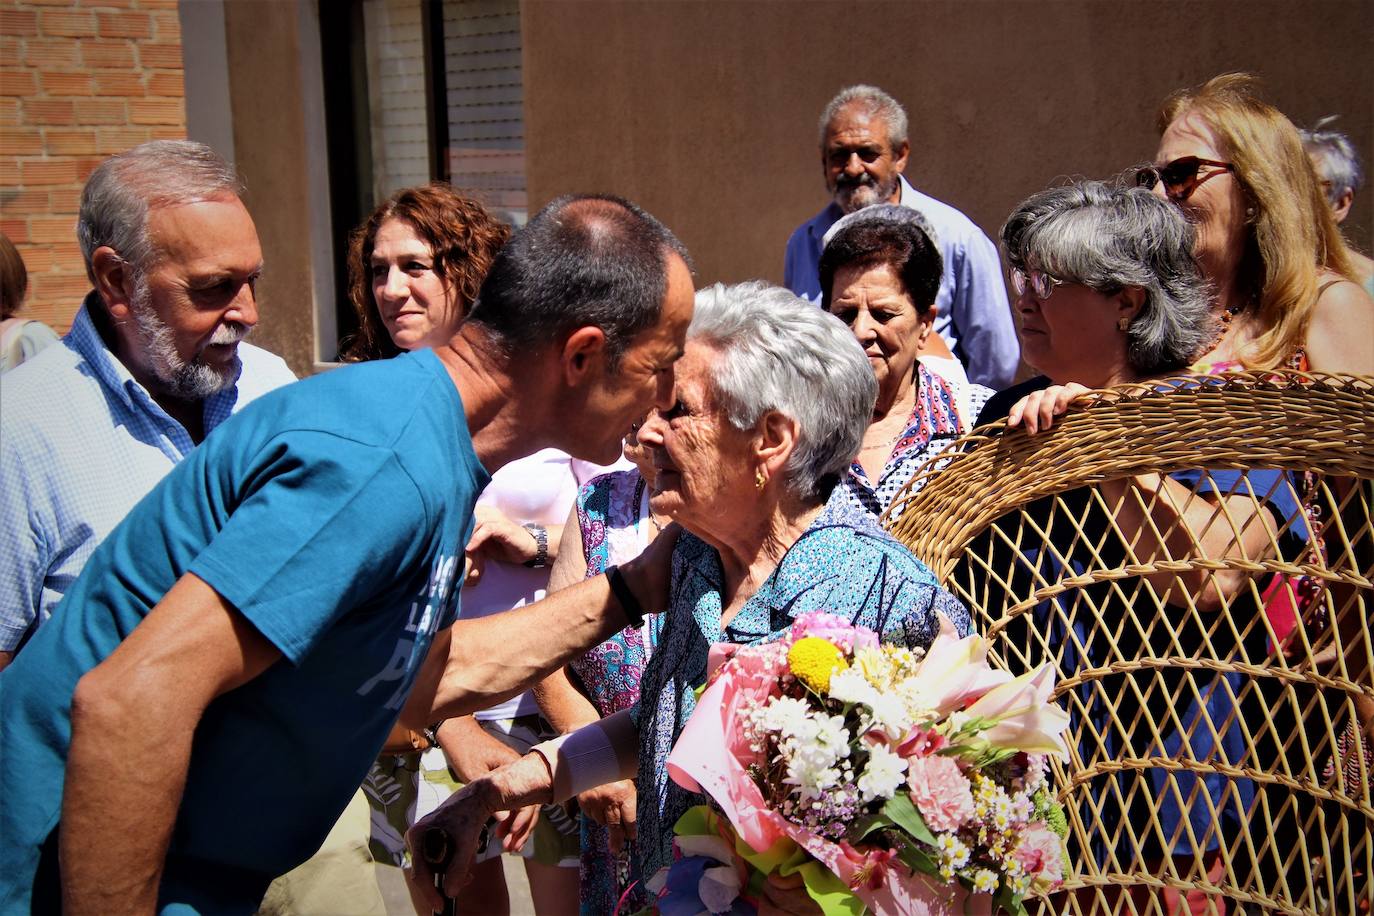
{"left": 0, "top": 297, "right": 297, "bottom": 652}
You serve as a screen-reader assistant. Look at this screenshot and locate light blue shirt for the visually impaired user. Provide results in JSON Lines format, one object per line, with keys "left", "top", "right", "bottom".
{"left": 0, "top": 296, "right": 296, "bottom": 652}
{"left": 784, "top": 175, "right": 1020, "bottom": 389}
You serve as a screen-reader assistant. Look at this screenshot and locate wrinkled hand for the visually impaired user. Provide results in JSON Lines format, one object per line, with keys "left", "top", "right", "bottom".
{"left": 405, "top": 780, "right": 498, "bottom": 913}
{"left": 465, "top": 507, "right": 538, "bottom": 586}
{"left": 435, "top": 717, "right": 541, "bottom": 855}
{"left": 577, "top": 778, "right": 637, "bottom": 854}
{"left": 405, "top": 753, "right": 554, "bottom": 912}
{"left": 436, "top": 716, "right": 520, "bottom": 783}
{"left": 758, "top": 872, "right": 823, "bottom": 915}
{"left": 1006, "top": 383, "right": 1091, "bottom": 435}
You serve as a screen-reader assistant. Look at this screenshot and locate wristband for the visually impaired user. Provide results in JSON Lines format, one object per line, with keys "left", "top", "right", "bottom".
{"left": 605, "top": 564, "right": 646, "bottom": 628}
{"left": 531, "top": 725, "right": 624, "bottom": 803}
{"left": 522, "top": 523, "right": 548, "bottom": 568}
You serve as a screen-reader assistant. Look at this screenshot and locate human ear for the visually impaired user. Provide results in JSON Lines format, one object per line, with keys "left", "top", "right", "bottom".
{"left": 891, "top": 140, "right": 911, "bottom": 174}
{"left": 916, "top": 304, "right": 937, "bottom": 345}
{"left": 1116, "top": 287, "right": 1146, "bottom": 326}
{"left": 754, "top": 410, "right": 799, "bottom": 478}
{"left": 560, "top": 326, "right": 608, "bottom": 386}
{"left": 91, "top": 247, "right": 135, "bottom": 319}
{"left": 1333, "top": 189, "right": 1353, "bottom": 224}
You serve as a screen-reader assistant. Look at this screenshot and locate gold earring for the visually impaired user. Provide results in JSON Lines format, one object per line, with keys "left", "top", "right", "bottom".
{"left": 755, "top": 469, "right": 766, "bottom": 491}
{"left": 1117, "top": 316, "right": 1131, "bottom": 332}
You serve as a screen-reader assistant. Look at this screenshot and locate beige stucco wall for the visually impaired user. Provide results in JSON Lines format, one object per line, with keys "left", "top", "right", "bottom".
{"left": 522, "top": 0, "right": 1373, "bottom": 289}
{"left": 217, "top": 0, "right": 320, "bottom": 376}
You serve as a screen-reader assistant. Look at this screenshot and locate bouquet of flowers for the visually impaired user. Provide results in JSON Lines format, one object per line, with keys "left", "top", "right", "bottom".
{"left": 643, "top": 612, "right": 1072, "bottom": 916}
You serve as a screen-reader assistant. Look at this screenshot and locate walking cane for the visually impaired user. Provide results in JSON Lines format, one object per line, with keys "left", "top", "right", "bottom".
{"left": 421, "top": 827, "right": 458, "bottom": 916}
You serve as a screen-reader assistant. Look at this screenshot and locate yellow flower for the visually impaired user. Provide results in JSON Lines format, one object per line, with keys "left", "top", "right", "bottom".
{"left": 788, "top": 637, "right": 847, "bottom": 694}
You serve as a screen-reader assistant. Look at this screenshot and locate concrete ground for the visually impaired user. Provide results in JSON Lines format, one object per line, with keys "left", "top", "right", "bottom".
{"left": 376, "top": 856, "right": 535, "bottom": 916}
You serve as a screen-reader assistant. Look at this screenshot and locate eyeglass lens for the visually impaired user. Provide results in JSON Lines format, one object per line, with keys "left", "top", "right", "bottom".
{"left": 1012, "top": 269, "right": 1053, "bottom": 300}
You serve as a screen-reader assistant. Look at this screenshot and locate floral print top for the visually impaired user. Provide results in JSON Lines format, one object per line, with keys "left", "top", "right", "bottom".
{"left": 837, "top": 363, "right": 992, "bottom": 520}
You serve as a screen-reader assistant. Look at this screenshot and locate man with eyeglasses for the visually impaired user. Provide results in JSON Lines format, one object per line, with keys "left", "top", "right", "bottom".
{"left": 784, "top": 84, "right": 1019, "bottom": 390}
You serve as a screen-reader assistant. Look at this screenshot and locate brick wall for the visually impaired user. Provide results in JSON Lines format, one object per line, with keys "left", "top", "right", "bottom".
{"left": 0, "top": 0, "right": 184, "bottom": 332}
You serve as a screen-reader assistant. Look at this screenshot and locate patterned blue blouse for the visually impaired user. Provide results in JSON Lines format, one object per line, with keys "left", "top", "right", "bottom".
{"left": 630, "top": 493, "right": 971, "bottom": 879}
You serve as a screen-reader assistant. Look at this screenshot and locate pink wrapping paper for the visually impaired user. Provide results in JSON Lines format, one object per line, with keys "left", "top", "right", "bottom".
{"left": 668, "top": 659, "right": 993, "bottom": 915}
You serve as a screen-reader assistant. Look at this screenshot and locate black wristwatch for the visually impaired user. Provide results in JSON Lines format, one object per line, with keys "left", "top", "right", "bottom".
{"left": 522, "top": 523, "right": 548, "bottom": 568}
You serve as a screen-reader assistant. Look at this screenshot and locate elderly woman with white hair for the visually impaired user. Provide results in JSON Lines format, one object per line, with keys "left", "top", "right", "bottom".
{"left": 408, "top": 282, "right": 970, "bottom": 910}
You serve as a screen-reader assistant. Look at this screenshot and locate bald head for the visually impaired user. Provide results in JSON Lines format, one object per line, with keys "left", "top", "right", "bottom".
{"left": 466, "top": 194, "right": 691, "bottom": 369}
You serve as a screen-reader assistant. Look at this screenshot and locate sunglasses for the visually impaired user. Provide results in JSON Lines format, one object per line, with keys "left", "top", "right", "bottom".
{"left": 1135, "top": 157, "right": 1234, "bottom": 201}
{"left": 1010, "top": 268, "right": 1067, "bottom": 301}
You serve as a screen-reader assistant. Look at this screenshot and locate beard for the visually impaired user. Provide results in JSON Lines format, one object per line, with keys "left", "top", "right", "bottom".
{"left": 129, "top": 278, "right": 247, "bottom": 401}
{"left": 832, "top": 171, "right": 901, "bottom": 214}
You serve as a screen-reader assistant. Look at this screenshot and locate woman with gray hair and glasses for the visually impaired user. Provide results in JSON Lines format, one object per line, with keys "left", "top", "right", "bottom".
{"left": 977, "top": 179, "right": 1211, "bottom": 427}
{"left": 407, "top": 282, "right": 970, "bottom": 912}
{"left": 976, "top": 180, "right": 1293, "bottom": 914}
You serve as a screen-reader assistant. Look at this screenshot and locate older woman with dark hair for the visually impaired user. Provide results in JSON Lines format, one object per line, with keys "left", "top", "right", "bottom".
{"left": 407, "top": 282, "right": 970, "bottom": 911}
{"left": 820, "top": 205, "right": 993, "bottom": 517}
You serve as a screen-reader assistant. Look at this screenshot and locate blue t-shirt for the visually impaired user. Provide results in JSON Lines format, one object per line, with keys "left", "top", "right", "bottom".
{"left": 0, "top": 350, "right": 489, "bottom": 914}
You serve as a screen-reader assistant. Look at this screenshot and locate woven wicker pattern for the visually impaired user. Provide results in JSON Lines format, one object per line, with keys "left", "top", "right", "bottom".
{"left": 886, "top": 372, "right": 1373, "bottom": 915}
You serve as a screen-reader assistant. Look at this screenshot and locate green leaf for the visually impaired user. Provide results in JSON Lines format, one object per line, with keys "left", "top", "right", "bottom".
{"left": 795, "top": 861, "right": 865, "bottom": 916}
{"left": 993, "top": 883, "right": 1028, "bottom": 916}
{"left": 881, "top": 794, "right": 938, "bottom": 847}
{"left": 895, "top": 842, "right": 940, "bottom": 878}
{"left": 848, "top": 813, "right": 892, "bottom": 841}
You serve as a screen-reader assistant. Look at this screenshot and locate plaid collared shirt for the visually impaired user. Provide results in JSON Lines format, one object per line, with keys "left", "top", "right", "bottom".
{"left": 0, "top": 295, "right": 297, "bottom": 652}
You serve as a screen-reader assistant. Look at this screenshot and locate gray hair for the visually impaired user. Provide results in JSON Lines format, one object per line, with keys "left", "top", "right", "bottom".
{"left": 77, "top": 140, "right": 244, "bottom": 281}
{"left": 821, "top": 202, "right": 939, "bottom": 251}
{"left": 687, "top": 282, "right": 876, "bottom": 503}
{"left": 1300, "top": 116, "right": 1364, "bottom": 208}
{"left": 1000, "top": 180, "right": 1211, "bottom": 374}
{"left": 818, "top": 85, "right": 908, "bottom": 149}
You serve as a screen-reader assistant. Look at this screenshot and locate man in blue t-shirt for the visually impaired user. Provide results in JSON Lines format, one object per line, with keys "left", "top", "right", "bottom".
{"left": 0, "top": 195, "right": 694, "bottom": 914}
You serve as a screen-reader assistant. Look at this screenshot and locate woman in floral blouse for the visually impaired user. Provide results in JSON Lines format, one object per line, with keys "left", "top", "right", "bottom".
{"left": 820, "top": 205, "right": 993, "bottom": 519}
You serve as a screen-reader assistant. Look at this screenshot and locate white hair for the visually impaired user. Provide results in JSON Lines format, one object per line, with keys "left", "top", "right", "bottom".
{"left": 1001, "top": 181, "right": 1211, "bottom": 374}
{"left": 77, "top": 140, "right": 244, "bottom": 281}
{"left": 1300, "top": 116, "right": 1364, "bottom": 207}
{"left": 818, "top": 85, "right": 908, "bottom": 149}
{"left": 688, "top": 282, "right": 876, "bottom": 502}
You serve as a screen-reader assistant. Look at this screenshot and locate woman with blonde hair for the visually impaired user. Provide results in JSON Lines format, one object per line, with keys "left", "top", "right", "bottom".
{"left": 1138, "top": 72, "right": 1374, "bottom": 375}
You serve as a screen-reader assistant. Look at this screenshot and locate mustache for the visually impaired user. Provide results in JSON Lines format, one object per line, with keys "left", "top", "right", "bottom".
{"left": 207, "top": 322, "right": 251, "bottom": 347}
{"left": 835, "top": 173, "right": 878, "bottom": 190}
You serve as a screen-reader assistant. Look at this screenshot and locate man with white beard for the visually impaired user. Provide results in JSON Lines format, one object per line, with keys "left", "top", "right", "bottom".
{"left": 0, "top": 140, "right": 296, "bottom": 669}
{"left": 783, "top": 84, "right": 1019, "bottom": 389}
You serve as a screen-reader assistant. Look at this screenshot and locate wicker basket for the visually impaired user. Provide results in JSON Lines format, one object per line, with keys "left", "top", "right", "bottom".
{"left": 885, "top": 372, "right": 1373, "bottom": 915}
